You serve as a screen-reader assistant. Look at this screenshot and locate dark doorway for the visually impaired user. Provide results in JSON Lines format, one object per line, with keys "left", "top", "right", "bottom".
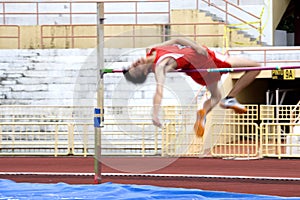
{"left": 276, "top": 0, "right": 300, "bottom": 46}
{"left": 295, "top": 0, "right": 300, "bottom": 45}
{"left": 266, "top": 79, "right": 300, "bottom": 105}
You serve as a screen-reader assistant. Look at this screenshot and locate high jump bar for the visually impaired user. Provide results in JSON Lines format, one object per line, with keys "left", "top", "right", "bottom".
{"left": 102, "top": 65, "right": 300, "bottom": 74}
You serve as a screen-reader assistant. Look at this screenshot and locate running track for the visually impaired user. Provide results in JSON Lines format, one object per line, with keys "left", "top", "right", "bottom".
{"left": 0, "top": 157, "right": 300, "bottom": 197}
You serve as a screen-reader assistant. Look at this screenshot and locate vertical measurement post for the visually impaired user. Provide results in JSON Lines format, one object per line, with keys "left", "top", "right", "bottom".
{"left": 94, "top": 2, "right": 105, "bottom": 184}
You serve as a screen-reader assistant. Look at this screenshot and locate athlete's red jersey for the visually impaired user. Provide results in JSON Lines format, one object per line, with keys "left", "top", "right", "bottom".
{"left": 147, "top": 44, "right": 231, "bottom": 85}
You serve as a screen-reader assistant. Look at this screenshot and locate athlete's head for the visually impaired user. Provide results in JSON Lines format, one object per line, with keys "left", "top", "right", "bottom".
{"left": 123, "top": 58, "right": 152, "bottom": 84}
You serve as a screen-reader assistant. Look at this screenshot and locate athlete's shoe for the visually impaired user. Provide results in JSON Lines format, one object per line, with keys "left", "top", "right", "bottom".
{"left": 194, "top": 109, "right": 206, "bottom": 137}
{"left": 219, "top": 97, "right": 247, "bottom": 114}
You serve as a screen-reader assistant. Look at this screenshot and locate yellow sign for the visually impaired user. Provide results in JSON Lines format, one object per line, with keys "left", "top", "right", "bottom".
{"left": 272, "top": 69, "right": 295, "bottom": 80}
{"left": 283, "top": 69, "right": 295, "bottom": 80}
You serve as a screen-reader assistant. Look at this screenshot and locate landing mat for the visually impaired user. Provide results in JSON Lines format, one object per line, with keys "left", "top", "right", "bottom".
{"left": 1, "top": 179, "right": 299, "bottom": 200}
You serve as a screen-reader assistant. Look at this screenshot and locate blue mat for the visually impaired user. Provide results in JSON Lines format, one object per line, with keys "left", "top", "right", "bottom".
{"left": 0, "top": 179, "right": 299, "bottom": 200}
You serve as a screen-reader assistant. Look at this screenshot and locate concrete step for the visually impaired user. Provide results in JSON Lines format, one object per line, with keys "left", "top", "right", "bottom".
{"left": 199, "top": 5, "right": 265, "bottom": 46}
{"left": 2, "top": 48, "right": 299, "bottom": 106}
{"left": 0, "top": 49, "right": 99, "bottom": 106}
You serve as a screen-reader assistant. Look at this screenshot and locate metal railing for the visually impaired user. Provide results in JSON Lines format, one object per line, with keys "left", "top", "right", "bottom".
{"left": 0, "top": 122, "right": 96, "bottom": 157}
{"left": 0, "top": 105, "right": 95, "bottom": 156}
{"left": 260, "top": 104, "right": 300, "bottom": 159}
{"left": 200, "top": 0, "right": 263, "bottom": 46}
{"left": 1, "top": 22, "right": 228, "bottom": 49}
{"left": 0, "top": 1, "right": 170, "bottom": 25}
{"left": 0, "top": 1, "right": 97, "bottom": 25}
{"left": 227, "top": 46, "right": 300, "bottom": 67}
{"left": 40, "top": 24, "right": 97, "bottom": 48}
{"left": 0, "top": 21, "right": 262, "bottom": 49}
{"left": 0, "top": 0, "right": 264, "bottom": 49}
{"left": 1, "top": 104, "right": 300, "bottom": 158}
{"left": 0, "top": 25, "right": 20, "bottom": 48}
{"left": 103, "top": 22, "right": 227, "bottom": 48}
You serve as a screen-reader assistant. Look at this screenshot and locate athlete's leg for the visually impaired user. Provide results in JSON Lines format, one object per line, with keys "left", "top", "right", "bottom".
{"left": 219, "top": 56, "right": 260, "bottom": 113}
{"left": 194, "top": 82, "right": 221, "bottom": 137}
{"left": 225, "top": 56, "right": 260, "bottom": 97}
{"left": 203, "top": 82, "right": 222, "bottom": 114}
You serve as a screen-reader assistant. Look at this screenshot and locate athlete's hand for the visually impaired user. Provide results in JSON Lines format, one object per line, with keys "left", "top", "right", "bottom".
{"left": 195, "top": 47, "right": 208, "bottom": 57}
{"left": 152, "top": 116, "right": 162, "bottom": 128}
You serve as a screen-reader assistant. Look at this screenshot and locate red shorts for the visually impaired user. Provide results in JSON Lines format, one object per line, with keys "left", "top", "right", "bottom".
{"left": 149, "top": 45, "right": 231, "bottom": 86}
{"left": 185, "top": 48, "right": 231, "bottom": 86}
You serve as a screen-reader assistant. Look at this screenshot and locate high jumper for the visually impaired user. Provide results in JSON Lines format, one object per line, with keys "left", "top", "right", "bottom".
{"left": 121, "top": 38, "right": 266, "bottom": 137}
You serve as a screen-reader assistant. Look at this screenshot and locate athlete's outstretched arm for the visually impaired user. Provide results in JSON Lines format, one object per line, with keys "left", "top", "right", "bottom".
{"left": 147, "top": 38, "right": 207, "bottom": 56}
{"left": 152, "top": 57, "right": 177, "bottom": 127}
